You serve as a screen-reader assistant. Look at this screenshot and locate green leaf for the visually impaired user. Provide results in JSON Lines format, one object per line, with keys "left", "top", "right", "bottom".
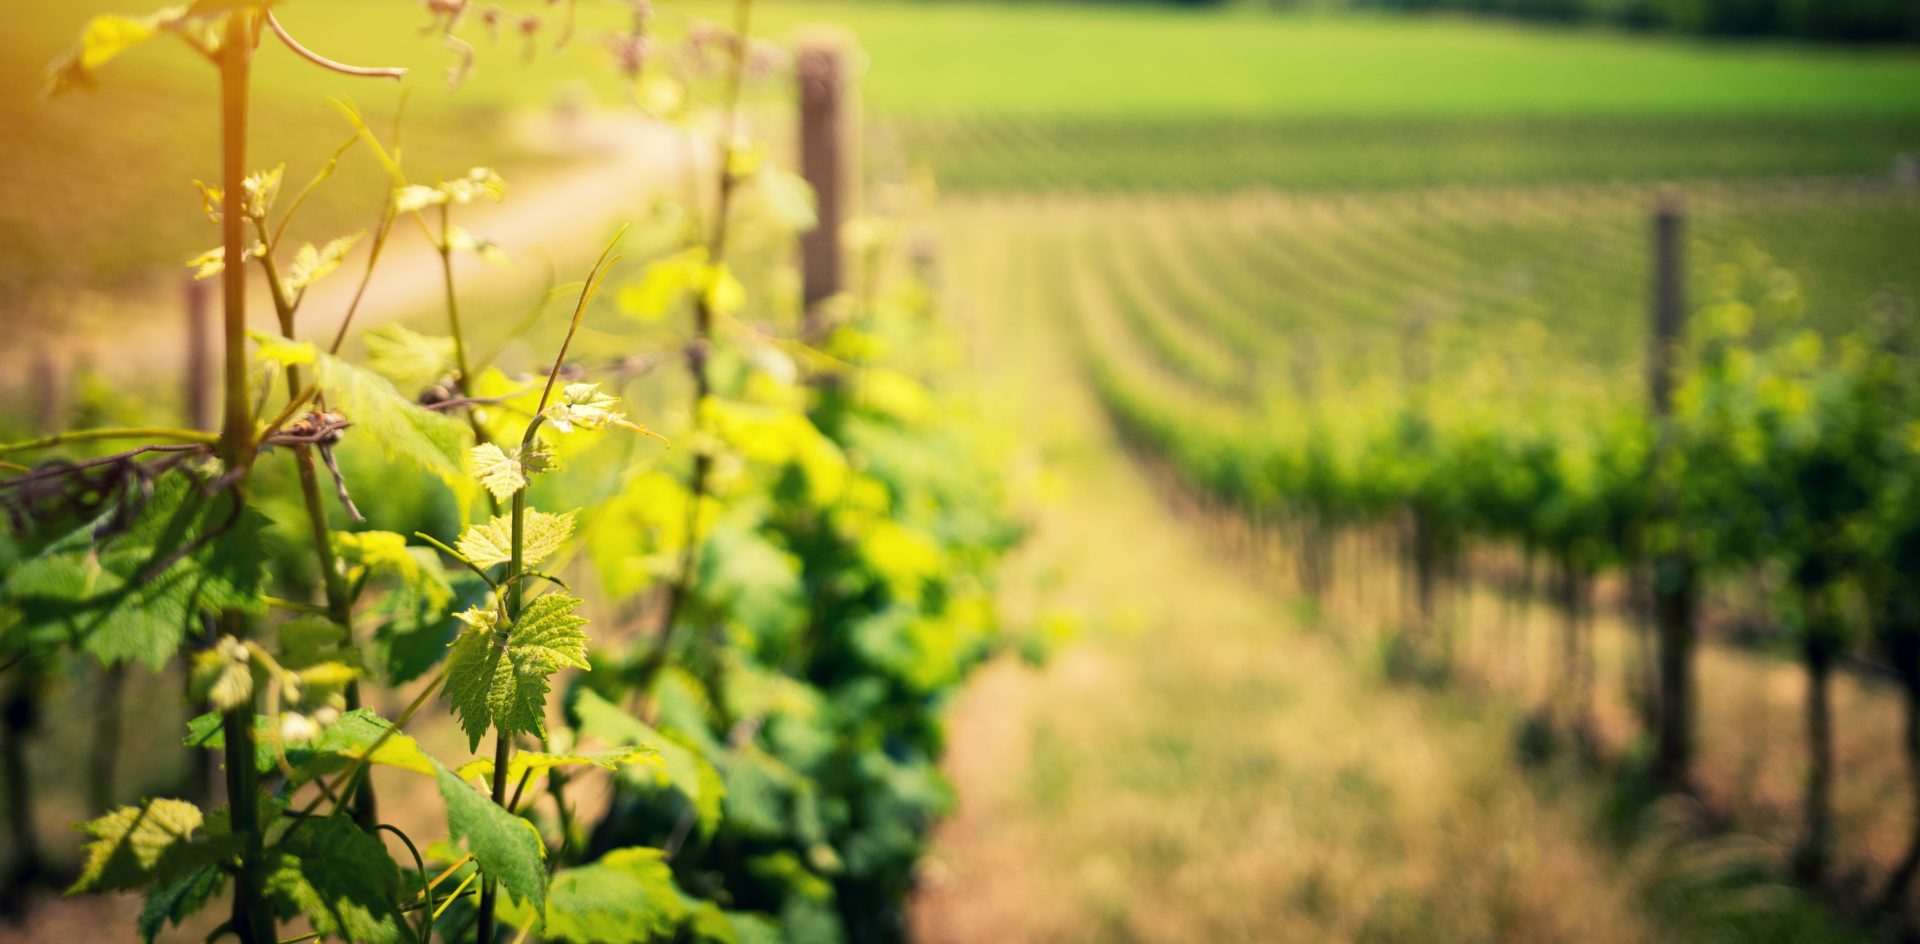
{"left": 309, "top": 345, "right": 473, "bottom": 500}
{"left": 249, "top": 328, "right": 317, "bottom": 367}
{"left": 544, "top": 383, "right": 638, "bottom": 434}
{"left": 334, "top": 530, "right": 467, "bottom": 682}
{"left": 443, "top": 167, "right": 507, "bottom": 204}
{"left": 308, "top": 708, "right": 438, "bottom": 777}
{"left": 6, "top": 475, "right": 267, "bottom": 668}
{"left": 455, "top": 747, "right": 659, "bottom": 787}
{"left": 285, "top": 231, "right": 363, "bottom": 293}
{"left": 46, "top": 13, "right": 161, "bottom": 97}
{"left": 334, "top": 530, "right": 416, "bottom": 584}
{"left": 572, "top": 690, "right": 725, "bottom": 835}
{"left": 374, "top": 570, "right": 480, "bottom": 685}
{"left": 316, "top": 354, "right": 471, "bottom": 490}
{"left": 435, "top": 760, "right": 547, "bottom": 912}
{"left": 70, "top": 798, "right": 233, "bottom": 894}
{"left": 139, "top": 864, "right": 225, "bottom": 943}
{"left": 470, "top": 443, "right": 526, "bottom": 502}
{"left": 456, "top": 509, "right": 576, "bottom": 570}
{"left": 243, "top": 165, "right": 284, "bottom": 221}
{"left": 263, "top": 816, "right": 406, "bottom": 944}
{"left": 444, "top": 594, "right": 591, "bottom": 750}
{"left": 687, "top": 904, "right": 784, "bottom": 944}
{"left": 471, "top": 443, "right": 557, "bottom": 503}
{"left": 277, "top": 615, "right": 347, "bottom": 670}
{"left": 394, "top": 184, "right": 445, "bottom": 215}
{"left": 395, "top": 168, "right": 506, "bottom": 214}
{"left": 515, "top": 847, "right": 688, "bottom": 943}
{"left": 617, "top": 248, "right": 707, "bottom": 323}
{"left": 362, "top": 324, "right": 457, "bottom": 393}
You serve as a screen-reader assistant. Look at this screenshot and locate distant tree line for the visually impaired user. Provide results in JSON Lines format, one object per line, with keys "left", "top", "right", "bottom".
{"left": 1151, "top": 0, "right": 1920, "bottom": 42}
{"left": 1354, "top": 0, "right": 1919, "bottom": 41}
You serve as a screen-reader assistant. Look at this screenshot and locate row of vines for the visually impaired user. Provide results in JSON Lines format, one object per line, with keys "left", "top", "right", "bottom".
{"left": 0, "top": 2, "right": 1024, "bottom": 943}
{"left": 1046, "top": 184, "right": 1920, "bottom": 917}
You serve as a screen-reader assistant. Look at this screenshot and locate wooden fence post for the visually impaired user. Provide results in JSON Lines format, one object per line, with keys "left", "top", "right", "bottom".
{"left": 1649, "top": 188, "right": 1697, "bottom": 793}
{"left": 29, "top": 344, "right": 64, "bottom": 434}
{"left": 186, "top": 275, "right": 213, "bottom": 431}
{"left": 797, "top": 33, "right": 849, "bottom": 332}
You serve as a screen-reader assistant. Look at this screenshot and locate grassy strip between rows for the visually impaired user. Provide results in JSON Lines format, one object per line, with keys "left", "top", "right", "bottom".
{"left": 891, "top": 113, "right": 1920, "bottom": 192}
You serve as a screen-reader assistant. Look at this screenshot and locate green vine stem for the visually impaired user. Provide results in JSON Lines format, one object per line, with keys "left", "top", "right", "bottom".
{"left": 215, "top": 12, "right": 273, "bottom": 940}
{"left": 253, "top": 200, "right": 379, "bottom": 830}
{"left": 475, "top": 234, "right": 621, "bottom": 944}
{"left": 0, "top": 427, "right": 220, "bottom": 455}
{"left": 435, "top": 202, "right": 495, "bottom": 454}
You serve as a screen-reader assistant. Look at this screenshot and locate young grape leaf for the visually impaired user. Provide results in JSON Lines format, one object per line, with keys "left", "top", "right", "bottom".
{"left": 374, "top": 569, "right": 482, "bottom": 685}
{"left": 185, "top": 242, "right": 266, "bottom": 281}
{"left": 46, "top": 13, "right": 165, "bottom": 97}
{"left": 332, "top": 529, "right": 470, "bottom": 682}
{"left": 572, "top": 689, "right": 726, "bottom": 835}
{"left": 444, "top": 594, "right": 590, "bottom": 750}
{"left": 313, "top": 348, "right": 473, "bottom": 501}
{"left": 333, "top": 530, "right": 416, "bottom": 584}
{"left": 471, "top": 443, "right": 557, "bottom": 503}
{"left": 70, "top": 799, "right": 237, "bottom": 894}
{"left": 394, "top": 184, "right": 445, "bottom": 215}
{"left": 251, "top": 333, "right": 472, "bottom": 497}
{"left": 434, "top": 760, "right": 547, "bottom": 912}
{"left": 277, "top": 615, "right": 352, "bottom": 671}
{"left": 616, "top": 248, "right": 707, "bottom": 323}
{"left": 395, "top": 168, "right": 506, "bottom": 214}
{"left": 5, "top": 476, "right": 267, "bottom": 669}
{"left": 455, "top": 509, "right": 576, "bottom": 570}
{"left": 285, "top": 232, "right": 364, "bottom": 293}
{"left": 443, "top": 167, "right": 507, "bottom": 204}
{"left": 362, "top": 324, "right": 457, "bottom": 393}
{"left": 510, "top": 847, "right": 689, "bottom": 943}
{"left": 138, "top": 864, "right": 226, "bottom": 944}
{"left": 262, "top": 816, "right": 406, "bottom": 944}
{"left": 544, "top": 383, "right": 648, "bottom": 436}
{"left": 687, "top": 903, "right": 784, "bottom": 944}
{"left": 454, "top": 747, "right": 660, "bottom": 786}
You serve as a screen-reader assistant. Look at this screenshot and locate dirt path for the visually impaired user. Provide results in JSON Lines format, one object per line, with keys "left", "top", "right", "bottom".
{"left": 908, "top": 201, "right": 1694, "bottom": 943}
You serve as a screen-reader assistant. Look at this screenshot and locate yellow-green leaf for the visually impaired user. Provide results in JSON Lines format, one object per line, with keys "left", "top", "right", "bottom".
{"left": 286, "top": 231, "right": 363, "bottom": 293}
{"left": 456, "top": 509, "right": 576, "bottom": 570}
{"left": 70, "top": 798, "right": 224, "bottom": 894}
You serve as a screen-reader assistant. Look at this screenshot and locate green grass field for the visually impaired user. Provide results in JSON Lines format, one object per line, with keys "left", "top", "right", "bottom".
{"left": 7, "top": 0, "right": 1920, "bottom": 296}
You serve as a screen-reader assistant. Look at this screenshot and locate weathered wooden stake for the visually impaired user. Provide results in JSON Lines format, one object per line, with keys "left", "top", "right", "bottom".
{"left": 29, "top": 344, "right": 64, "bottom": 434}
{"left": 1649, "top": 188, "right": 1697, "bottom": 793}
{"left": 186, "top": 275, "right": 214, "bottom": 430}
{"left": 797, "top": 33, "right": 849, "bottom": 331}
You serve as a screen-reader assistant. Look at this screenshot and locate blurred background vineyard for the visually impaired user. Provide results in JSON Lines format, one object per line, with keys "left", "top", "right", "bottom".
{"left": 5, "top": 0, "right": 1920, "bottom": 941}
